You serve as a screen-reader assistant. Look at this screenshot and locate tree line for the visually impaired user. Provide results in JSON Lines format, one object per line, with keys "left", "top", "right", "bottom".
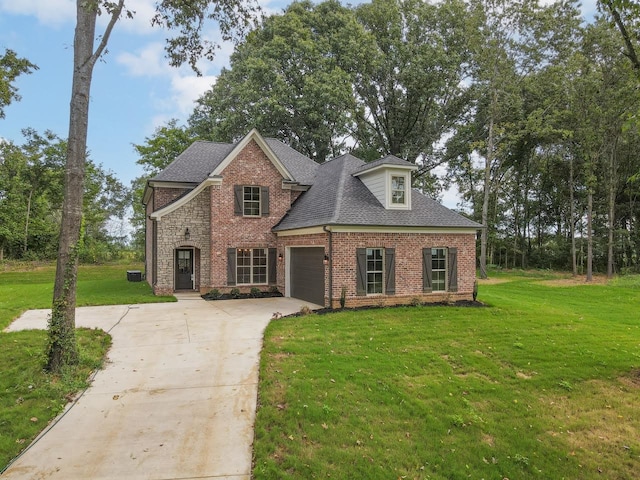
{"left": 0, "top": 129, "right": 130, "bottom": 261}
{"left": 131, "top": 0, "right": 640, "bottom": 278}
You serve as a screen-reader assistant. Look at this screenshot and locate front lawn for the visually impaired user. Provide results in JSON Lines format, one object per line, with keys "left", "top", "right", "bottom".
{"left": 0, "top": 262, "right": 175, "bottom": 331}
{"left": 0, "top": 262, "right": 174, "bottom": 471}
{"left": 253, "top": 272, "right": 640, "bottom": 479}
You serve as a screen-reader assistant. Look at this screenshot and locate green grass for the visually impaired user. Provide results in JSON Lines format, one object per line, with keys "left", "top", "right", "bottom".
{"left": 253, "top": 272, "right": 640, "bottom": 479}
{"left": 0, "top": 261, "right": 174, "bottom": 471}
{"left": 0, "top": 262, "right": 175, "bottom": 330}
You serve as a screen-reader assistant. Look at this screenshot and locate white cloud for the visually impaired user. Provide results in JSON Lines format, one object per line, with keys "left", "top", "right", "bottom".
{"left": 169, "top": 74, "right": 217, "bottom": 116}
{"left": 0, "top": 0, "right": 74, "bottom": 26}
{"left": 117, "top": 42, "right": 170, "bottom": 77}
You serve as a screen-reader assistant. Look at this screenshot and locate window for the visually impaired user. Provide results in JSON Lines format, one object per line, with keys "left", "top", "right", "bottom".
{"left": 243, "top": 186, "right": 261, "bottom": 216}
{"left": 236, "top": 248, "right": 267, "bottom": 284}
{"left": 366, "top": 248, "right": 384, "bottom": 294}
{"left": 431, "top": 248, "right": 447, "bottom": 291}
{"left": 391, "top": 175, "right": 406, "bottom": 205}
{"left": 234, "top": 185, "right": 270, "bottom": 217}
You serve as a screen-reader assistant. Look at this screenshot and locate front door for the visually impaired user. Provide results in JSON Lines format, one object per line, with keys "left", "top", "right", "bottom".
{"left": 175, "top": 249, "right": 193, "bottom": 290}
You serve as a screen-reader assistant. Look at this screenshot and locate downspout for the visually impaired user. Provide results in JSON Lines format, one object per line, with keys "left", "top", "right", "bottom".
{"left": 323, "top": 225, "right": 333, "bottom": 308}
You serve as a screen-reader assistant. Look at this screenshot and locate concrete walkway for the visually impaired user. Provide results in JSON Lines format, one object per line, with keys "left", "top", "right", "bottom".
{"left": 2, "top": 295, "right": 315, "bottom": 480}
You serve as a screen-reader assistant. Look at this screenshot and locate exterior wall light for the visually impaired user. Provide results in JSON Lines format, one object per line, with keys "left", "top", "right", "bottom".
{"left": 278, "top": 252, "right": 283, "bottom": 262}
{"left": 184, "top": 228, "right": 190, "bottom": 240}
{"left": 323, "top": 254, "right": 329, "bottom": 265}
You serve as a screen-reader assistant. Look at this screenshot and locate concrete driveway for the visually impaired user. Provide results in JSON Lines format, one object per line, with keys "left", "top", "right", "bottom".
{"left": 2, "top": 294, "right": 316, "bottom": 480}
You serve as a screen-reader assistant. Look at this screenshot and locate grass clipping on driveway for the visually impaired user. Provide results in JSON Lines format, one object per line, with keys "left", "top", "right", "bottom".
{"left": 253, "top": 274, "right": 640, "bottom": 479}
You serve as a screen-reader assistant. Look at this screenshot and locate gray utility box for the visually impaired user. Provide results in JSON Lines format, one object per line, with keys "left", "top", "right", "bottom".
{"left": 127, "top": 270, "right": 142, "bottom": 282}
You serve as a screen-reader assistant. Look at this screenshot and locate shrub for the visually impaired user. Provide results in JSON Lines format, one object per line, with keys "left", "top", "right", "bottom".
{"left": 250, "top": 287, "right": 262, "bottom": 298}
{"left": 207, "top": 288, "right": 221, "bottom": 299}
{"left": 230, "top": 288, "right": 241, "bottom": 299}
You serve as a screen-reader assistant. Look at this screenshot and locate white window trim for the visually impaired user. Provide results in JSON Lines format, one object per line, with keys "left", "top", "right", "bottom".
{"left": 431, "top": 247, "right": 447, "bottom": 292}
{"left": 386, "top": 171, "right": 411, "bottom": 210}
{"left": 236, "top": 248, "right": 268, "bottom": 285}
{"left": 243, "top": 186, "right": 261, "bottom": 217}
{"left": 366, "top": 247, "right": 385, "bottom": 295}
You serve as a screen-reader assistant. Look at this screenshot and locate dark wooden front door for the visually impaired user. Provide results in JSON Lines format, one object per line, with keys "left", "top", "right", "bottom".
{"left": 175, "top": 249, "right": 193, "bottom": 290}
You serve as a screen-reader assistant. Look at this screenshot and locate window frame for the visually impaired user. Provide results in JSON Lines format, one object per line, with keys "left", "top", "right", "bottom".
{"left": 431, "top": 247, "right": 447, "bottom": 292}
{"left": 236, "top": 248, "right": 268, "bottom": 285}
{"left": 390, "top": 175, "right": 406, "bottom": 205}
{"left": 242, "top": 186, "right": 261, "bottom": 217}
{"left": 366, "top": 248, "right": 384, "bottom": 294}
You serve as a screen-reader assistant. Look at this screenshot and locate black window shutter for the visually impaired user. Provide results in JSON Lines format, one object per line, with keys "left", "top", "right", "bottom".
{"left": 268, "top": 248, "right": 277, "bottom": 284}
{"left": 227, "top": 248, "right": 237, "bottom": 286}
{"left": 356, "top": 248, "right": 367, "bottom": 296}
{"left": 261, "top": 186, "right": 270, "bottom": 216}
{"left": 448, "top": 247, "right": 458, "bottom": 292}
{"left": 385, "top": 248, "right": 396, "bottom": 295}
{"left": 422, "top": 248, "right": 432, "bottom": 293}
{"left": 234, "top": 186, "right": 243, "bottom": 216}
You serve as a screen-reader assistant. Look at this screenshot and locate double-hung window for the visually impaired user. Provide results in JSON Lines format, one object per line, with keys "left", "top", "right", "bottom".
{"left": 237, "top": 248, "right": 267, "bottom": 284}
{"left": 366, "top": 248, "right": 384, "bottom": 294}
{"left": 431, "top": 248, "right": 447, "bottom": 291}
{"left": 243, "top": 186, "right": 261, "bottom": 217}
{"left": 391, "top": 175, "right": 406, "bottom": 205}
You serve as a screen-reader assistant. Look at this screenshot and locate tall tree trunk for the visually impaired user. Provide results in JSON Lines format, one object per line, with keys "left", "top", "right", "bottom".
{"left": 47, "top": 0, "right": 123, "bottom": 372}
{"left": 607, "top": 143, "right": 617, "bottom": 278}
{"left": 24, "top": 189, "right": 33, "bottom": 254}
{"left": 586, "top": 189, "right": 593, "bottom": 282}
{"left": 480, "top": 94, "right": 497, "bottom": 279}
{"left": 46, "top": 3, "right": 98, "bottom": 372}
{"left": 569, "top": 153, "right": 577, "bottom": 276}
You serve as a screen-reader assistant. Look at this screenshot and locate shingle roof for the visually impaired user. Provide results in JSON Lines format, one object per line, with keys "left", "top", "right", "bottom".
{"left": 273, "top": 155, "right": 481, "bottom": 231}
{"left": 151, "top": 141, "right": 235, "bottom": 183}
{"left": 264, "top": 138, "right": 318, "bottom": 185}
{"left": 149, "top": 134, "right": 480, "bottom": 231}
{"left": 353, "top": 154, "right": 416, "bottom": 175}
{"left": 150, "top": 138, "right": 319, "bottom": 185}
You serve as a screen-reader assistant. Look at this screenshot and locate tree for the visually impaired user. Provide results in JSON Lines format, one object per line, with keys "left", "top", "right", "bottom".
{"left": 130, "top": 120, "right": 196, "bottom": 250}
{"left": 190, "top": 0, "right": 367, "bottom": 161}
{"left": 352, "top": 0, "right": 471, "bottom": 179}
{"left": 47, "top": 0, "right": 260, "bottom": 373}
{"left": 600, "top": 0, "right": 640, "bottom": 74}
{"left": 0, "top": 49, "right": 37, "bottom": 118}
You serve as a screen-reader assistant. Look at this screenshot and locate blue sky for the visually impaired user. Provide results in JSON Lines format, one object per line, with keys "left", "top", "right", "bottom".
{"left": 0, "top": 0, "right": 598, "bottom": 207}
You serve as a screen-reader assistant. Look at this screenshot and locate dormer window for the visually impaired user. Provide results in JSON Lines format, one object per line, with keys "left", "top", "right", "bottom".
{"left": 352, "top": 156, "right": 416, "bottom": 211}
{"left": 391, "top": 175, "right": 406, "bottom": 205}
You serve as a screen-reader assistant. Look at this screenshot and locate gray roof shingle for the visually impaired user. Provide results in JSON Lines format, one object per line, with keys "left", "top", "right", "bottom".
{"left": 149, "top": 135, "right": 480, "bottom": 231}
{"left": 273, "top": 155, "right": 481, "bottom": 231}
{"left": 151, "top": 141, "right": 235, "bottom": 183}
{"left": 150, "top": 138, "right": 319, "bottom": 185}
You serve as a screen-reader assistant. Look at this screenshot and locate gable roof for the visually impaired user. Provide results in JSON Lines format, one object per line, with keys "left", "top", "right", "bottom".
{"left": 273, "top": 155, "right": 481, "bottom": 231}
{"left": 352, "top": 154, "right": 417, "bottom": 176}
{"left": 149, "top": 129, "right": 318, "bottom": 186}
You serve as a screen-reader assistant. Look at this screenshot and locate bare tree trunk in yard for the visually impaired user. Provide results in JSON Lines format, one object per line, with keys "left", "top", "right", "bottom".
{"left": 568, "top": 153, "right": 577, "bottom": 276}
{"left": 47, "top": 1, "right": 123, "bottom": 373}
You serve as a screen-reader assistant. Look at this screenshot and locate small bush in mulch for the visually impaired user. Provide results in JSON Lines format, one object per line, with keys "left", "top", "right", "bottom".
{"left": 201, "top": 288, "right": 284, "bottom": 301}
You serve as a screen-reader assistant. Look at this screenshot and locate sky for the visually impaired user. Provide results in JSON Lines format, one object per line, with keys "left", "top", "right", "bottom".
{"left": 0, "top": 0, "right": 599, "bottom": 210}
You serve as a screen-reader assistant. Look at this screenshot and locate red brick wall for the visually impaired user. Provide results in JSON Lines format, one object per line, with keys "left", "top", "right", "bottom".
{"left": 154, "top": 187, "right": 191, "bottom": 210}
{"left": 208, "top": 140, "right": 297, "bottom": 290}
{"left": 277, "top": 230, "right": 476, "bottom": 308}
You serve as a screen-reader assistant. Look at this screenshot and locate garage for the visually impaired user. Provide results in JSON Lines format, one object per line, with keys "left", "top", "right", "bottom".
{"left": 289, "top": 247, "right": 325, "bottom": 306}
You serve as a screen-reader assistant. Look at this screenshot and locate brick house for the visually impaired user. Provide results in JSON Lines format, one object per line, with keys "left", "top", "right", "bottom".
{"left": 143, "top": 129, "right": 481, "bottom": 308}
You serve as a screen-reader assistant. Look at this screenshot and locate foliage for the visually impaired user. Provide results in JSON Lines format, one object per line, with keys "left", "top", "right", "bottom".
{"left": 0, "top": 328, "right": 111, "bottom": 471}
{"left": 0, "top": 49, "right": 37, "bottom": 119}
{"left": 0, "top": 130, "right": 129, "bottom": 262}
{"left": 189, "top": 0, "right": 365, "bottom": 161}
{"left": 254, "top": 272, "right": 640, "bottom": 479}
